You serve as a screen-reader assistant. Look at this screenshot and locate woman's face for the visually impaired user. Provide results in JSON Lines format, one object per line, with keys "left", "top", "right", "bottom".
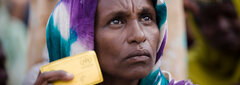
{"left": 95, "top": 0, "right": 160, "bottom": 80}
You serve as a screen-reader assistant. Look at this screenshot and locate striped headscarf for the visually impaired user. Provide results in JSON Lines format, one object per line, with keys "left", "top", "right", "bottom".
{"left": 46, "top": 0, "right": 190, "bottom": 84}
{"left": 46, "top": 0, "right": 167, "bottom": 64}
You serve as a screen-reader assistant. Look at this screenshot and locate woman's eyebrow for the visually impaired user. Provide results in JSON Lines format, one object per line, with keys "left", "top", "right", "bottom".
{"left": 138, "top": 7, "right": 155, "bottom": 16}
{"left": 106, "top": 11, "right": 131, "bottom": 19}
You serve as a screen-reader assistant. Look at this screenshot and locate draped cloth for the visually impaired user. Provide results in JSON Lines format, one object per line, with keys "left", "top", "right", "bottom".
{"left": 46, "top": 0, "right": 190, "bottom": 84}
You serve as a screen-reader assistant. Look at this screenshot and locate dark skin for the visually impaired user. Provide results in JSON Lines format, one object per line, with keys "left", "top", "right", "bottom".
{"left": 95, "top": 0, "right": 159, "bottom": 85}
{"left": 34, "top": 0, "right": 159, "bottom": 85}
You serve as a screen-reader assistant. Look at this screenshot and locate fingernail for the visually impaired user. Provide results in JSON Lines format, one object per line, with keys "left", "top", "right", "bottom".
{"left": 66, "top": 73, "right": 74, "bottom": 78}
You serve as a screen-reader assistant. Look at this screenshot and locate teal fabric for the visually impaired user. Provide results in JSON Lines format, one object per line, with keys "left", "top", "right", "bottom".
{"left": 46, "top": 15, "right": 78, "bottom": 62}
{"left": 155, "top": 2, "right": 167, "bottom": 29}
{"left": 140, "top": 68, "right": 169, "bottom": 85}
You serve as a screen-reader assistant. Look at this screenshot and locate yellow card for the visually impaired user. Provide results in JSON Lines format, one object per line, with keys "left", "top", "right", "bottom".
{"left": 40, "top": 51, "right": 103, "bottom": 85}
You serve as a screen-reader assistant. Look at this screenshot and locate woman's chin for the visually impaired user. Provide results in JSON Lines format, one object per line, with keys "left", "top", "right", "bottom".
{"left": 120, "top": 65, "right": 153, "bottom": 80}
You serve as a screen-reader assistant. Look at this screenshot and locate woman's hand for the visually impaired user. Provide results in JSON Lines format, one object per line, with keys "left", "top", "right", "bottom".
{"left": 34, "top": 70, "right": 74, "bottom": 85}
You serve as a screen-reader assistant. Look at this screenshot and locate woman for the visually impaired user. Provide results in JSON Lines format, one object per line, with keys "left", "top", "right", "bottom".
{"left": 34, "top": 0, "right": 190, "bottom": 85}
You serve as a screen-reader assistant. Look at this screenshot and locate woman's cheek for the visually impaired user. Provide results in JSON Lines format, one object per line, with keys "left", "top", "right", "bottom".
{"left": 145, "top": 26, "right": 160, "bottom": 52}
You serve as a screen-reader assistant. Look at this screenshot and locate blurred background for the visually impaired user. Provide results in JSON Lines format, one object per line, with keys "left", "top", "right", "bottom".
{"left": 0, "top": 0, "right": 239, "bottom": 85}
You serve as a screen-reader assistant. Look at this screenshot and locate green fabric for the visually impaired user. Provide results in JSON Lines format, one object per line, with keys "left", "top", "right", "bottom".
{"left": 0, "top": 5, "right": 28, "bottom": 85}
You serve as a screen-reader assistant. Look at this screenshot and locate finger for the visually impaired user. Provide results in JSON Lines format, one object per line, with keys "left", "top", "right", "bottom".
{"left": 40, "top": 70, "right": 74, "bottom": 82}
{"left": 34, "top": 70, "right": 74, "bottom": 85}
{"left": 47, "top": 71, "right": 74, "bottom": 82}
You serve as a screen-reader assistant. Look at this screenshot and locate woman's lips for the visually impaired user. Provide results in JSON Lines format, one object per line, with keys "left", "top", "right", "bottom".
{"left": 124, "top": 50, "right": 151, "bottom": 63}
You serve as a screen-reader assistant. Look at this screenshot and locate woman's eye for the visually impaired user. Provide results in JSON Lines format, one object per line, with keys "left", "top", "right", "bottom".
{"left": 108, "top": 18, "right": 124, "bottom": 28}
{"left": 140, "top": 15, "right": 154, "bottom": 24}
{"left": 142, "top": 16, "right": 151, "bottom": 21}
{"left": 110, "top": 19, "right": 123, "bottom": 25}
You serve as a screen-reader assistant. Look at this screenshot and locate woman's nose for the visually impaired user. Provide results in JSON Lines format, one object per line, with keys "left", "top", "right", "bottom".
{"left": 127, "top": 20, "right": 146, "bottom": 44}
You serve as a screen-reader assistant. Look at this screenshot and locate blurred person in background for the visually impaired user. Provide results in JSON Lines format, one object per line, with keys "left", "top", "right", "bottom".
{"left": 23, "top": 0, "right": 59, "bottom": 84}
{"left": 26, "top": 0, "right": 59, "bottom": 71}
{"left": 184, "top": 0, "right": 240, "bottom": 84}
{"left": 0, "top": 0, "right": 28, "bottom": 84}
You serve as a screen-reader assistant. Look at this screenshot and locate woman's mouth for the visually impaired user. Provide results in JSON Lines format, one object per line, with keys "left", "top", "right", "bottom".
{"left": 124, "top": 50, "right": 151, "bottom": 63}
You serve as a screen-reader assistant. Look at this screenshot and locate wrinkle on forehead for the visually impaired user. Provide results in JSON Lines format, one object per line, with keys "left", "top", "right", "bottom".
{"left": 115, "top": 0, "right": 135, "bottom": 13}
{"left": 126, "top": 0, "right": 150, "bottom": 13}
{"left": 130, "top": 0, "right": 135, "bottom": 13}
{"left": 98, "top": 0, "right": 152, "bottom": 14}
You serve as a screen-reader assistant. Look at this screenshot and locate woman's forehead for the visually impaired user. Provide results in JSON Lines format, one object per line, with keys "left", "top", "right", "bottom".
{"left": 97, "top": 0, "right": 154, "bottom": 15}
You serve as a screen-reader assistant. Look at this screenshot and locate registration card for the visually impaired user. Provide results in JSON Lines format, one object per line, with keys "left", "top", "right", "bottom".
{"left": 41, "top": 51, "right": 103, "bottom": 85}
